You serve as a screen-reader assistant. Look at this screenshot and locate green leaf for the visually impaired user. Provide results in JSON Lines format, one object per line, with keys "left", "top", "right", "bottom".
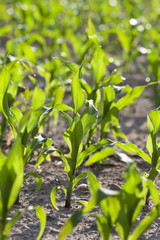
{"left": 103, "top": 86, "right": 115, "bottom": 107}
{"left": 72, "top": 172, "right": 87, "bottom": 190}
{"left": 88, "top": 18, "right": 99, "bottom": 45}
{"left": 149, "top": 109, "right": 160, "bottom": 134}
{"left": 100, "top": 196, "right": 120, "bottom": 224}
{"left": 100, "top": 74, "right": 124, "bottom": 87}
{"left": 32, "top": 86, "right": 45, "bottom": 108}
{"left": 112, "top": 125, "right": 128, "bottom": 141}
{"left": 115, "top": 163, "right": 144, "bottom": 240}
{"left": 0, "top": 25, "right": 12, "bottom": 37}
{"left": 87, "top": 171, "right": 101, "bottom": 196}
{"left": 0, "top": 136, "right": 23, "bottom": 222}
{"left": 100, "top": 86, "right": 116, "bottom": 138}
{"left": 53, "top": 85, "right": 66, "bottom": 125}
{"left": 78, "top": 200, "right": 88, "bottom": 206}
{"left": 54, "top": 85, "right": 65, "bottom": 106}
{"left": 71, "top": 65, "right": 84, "bottom": 113}
{"left": 71, "top": 119, "right": 83, "bottom": 168}
{"left": 50, "top": 186, "right": 61, "bottom": 210}
{"left": 4, "top": 205, "right": 46, "bottom": 238}
{"left": 77, "top": 139, "right": 114, "bottom": 168}
{"left": 116, "top": 142, "right": 151, "bottom": 164}
{"left": 85, "top": 147, "right": 115, "bottom": 166}
{"left": 29, "top": 75, "right": 37, "bottom": 85}
{"left": 54, "top": 104, "right": 73, "bottom": 126}
{"left": 116, "top": 28, "right": 130, "bottom": 52}
{"left": 54, "top": 103, "right": 74, "bottom": 112}
{"left": 147, "top": 114, "right": 154, "bottom": 133}
{"left": 51, "top": 186, "right": 66, "bottom": 210}
{"left": 147, "top": 180, "right": 159, "bottom": 206}
{"left": 27, "top": 106, "right": 53, "bottom": 133}
{"left": 58, "top": 210, "right": 87, "bottom": 240}
{"left": 24, "top": 135, "right": 47, "bottom": 165}
{"left": 4, "top": 211, "right": 23, "bottom": 236}
{"left": 61, "top": 155, "right": 71, "bottom": 173}
{"left": 19, "top": 110, "right": 32, "bottom": 144}
{"left": 146, "top": 134, "right": 153, "bottom": 158}
{"left": 0, "top": 67, "right": 16, "bottom": 130}
{"left": 35, "top": 206, "right": 46, "bottom": 240}
{"left": 0, "top": 67, "right": 10, "bottom": 113}
{"left": 59, "top": 111, "right": 73, "bottom": 126}
{"left": 10, "top": 107, "right": 23, "bottom": 126}
{"left": 80, "top": 79, "right": 92, "bottom": 96}
{"left": 76, "top": 139, "right": 115, "bottom": 167}
{"left": 80, "top": 100, "right": 98, "bottom": 137}
{"left": 20, "top": 59, "right": 34, "bottom": 74}
{"left": 91, "top": 46, "right": 106, "bottom": 85}
{"left": 0, "top": 149, "right": 6, "bottom": 170}
{"left": 95, "top": 215, "right": 111, "bottom": 240}
{"left": 116, "top": 85, "right": 146, "bottom": 110}
{"left": 59, "top": 179, "right": 118, "bottom": 240}
{"left": 129, "top": 204, "right": 160, "bottom": 240}
{"left": 64, "top": 117, "right": 83, "bottom": 173}
{"left": 25, "top": 172, "right": 41, "bottom": 198}
{"left": 90, "top": 88, "right": 101, "bottom": 108}
{"left": 54, "top": 58, "right": 79, "bottom": 73}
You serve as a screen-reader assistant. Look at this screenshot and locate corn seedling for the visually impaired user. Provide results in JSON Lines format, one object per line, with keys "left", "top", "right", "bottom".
{"left": 0, "top": 66, "right": 55, "bottom": 198}
{"left": 59, "top": 163, "right": 160, "bottom": 240}
{"left": 80, "top": 20, "right": 155, "bottom": 146}
{"left": 50, "top": 65, "right": 115, "bottom": 208}
{"left": 0, "top": 136, "right": 46, "bottom": 240}
{"left": 116, "top": 108, "right": 160, "bottom": 205}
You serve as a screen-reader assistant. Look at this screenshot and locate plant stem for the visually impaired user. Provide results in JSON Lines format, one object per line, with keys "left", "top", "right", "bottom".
{"left": 0, "top": 221, "right": 7, "bottom": 240}
{"left": 65, "top": 177, "right": 74, "bottom": 208}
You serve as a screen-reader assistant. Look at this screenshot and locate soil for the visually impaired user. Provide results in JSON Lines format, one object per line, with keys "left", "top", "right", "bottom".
{"left": 3, "top": 70, "right": 160, "bottom": 240}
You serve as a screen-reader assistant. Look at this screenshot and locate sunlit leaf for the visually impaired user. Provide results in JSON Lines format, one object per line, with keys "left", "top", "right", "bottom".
{"left": 80, "top": 100, "right": 98, "bottom": 137}
{"left": 0, "top": 136, "right": 23, "bottom": 222}
{"left": 116, "top": 142, "right": 151, "bottom": 164}
{"left": 85, "top": 147, "right": 115, "bottom": 166}
{"left": 91, "top": 46, "right": 106, "bottom": 85}
{"left": 27, "top": 106, "right": 53, "bottom": 133}
{"left": 24, "top": 135, "right": 47, "bottom": 165}
{"left": 51, "top": 186, "right": 66, "bottom": 210}
{"left": 72, "top": 172, "right": 87, "bottom": 190}
{"left": 149, "top": 109, "right": 160, "bottom": 134}
{"left": 88, "top": 18, "right": 99, "bottom": 45}
{"left": 71, "top": 65, "right": 84, "bottom": 113}
{"left": 32, "top": 86, "right": 45, "bottom": 108}
{"left": 129, "top": 205, "right": 160, "bottom": 240}
{"left": 25, "top": 172, "right": 41, "bottom": 198}
{"left": 35, "top": 206, "right": 46, "bottom": 240}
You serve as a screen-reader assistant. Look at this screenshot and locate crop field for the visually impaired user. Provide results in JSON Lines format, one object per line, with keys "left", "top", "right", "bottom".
{"left": 1, "top": 0, "right": 160, "bottom": 239}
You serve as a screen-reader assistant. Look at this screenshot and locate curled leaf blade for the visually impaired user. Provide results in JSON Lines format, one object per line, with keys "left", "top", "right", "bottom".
{"left": 35, "top": 206, "right": 46, "bottom": 240}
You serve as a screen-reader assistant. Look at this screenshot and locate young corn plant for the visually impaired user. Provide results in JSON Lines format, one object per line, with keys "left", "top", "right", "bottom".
{"left": 37, "top": 58, "right": 68, "bottom": 127}
{"left": 0, "top": 66, "right": 54, "bottom": 198}
{"left": 58, "top": 163, "right": 160, "bottom": 240}
{"left": 82, "top": 57, "right": 155, "bottom": 145}
{"left": 0, "top": 57, "right": 34, "bottom": 144}
{"left": 50, "top": 65, "right": 115, "bottom": 208}
{"left": 0, "top": 136, "right": 46, "bottom": 240}
{"left": 81, "top": 19, "right": 155, "bottom": 145}
{"left": 147, "top": 47, "right": 160, "bottom": 107}
{"left": 116, "top": 107, "right": 160, "bottom": 205}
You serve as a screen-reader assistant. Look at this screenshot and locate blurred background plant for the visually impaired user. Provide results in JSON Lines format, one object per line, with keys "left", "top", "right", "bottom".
{"left": 1, "top": 0, "right": 160, "bottom": 107}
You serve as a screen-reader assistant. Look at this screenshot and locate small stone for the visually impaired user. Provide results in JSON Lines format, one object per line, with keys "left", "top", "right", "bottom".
{"left": 109, "top": 183, "right": 121, "bottom": 191}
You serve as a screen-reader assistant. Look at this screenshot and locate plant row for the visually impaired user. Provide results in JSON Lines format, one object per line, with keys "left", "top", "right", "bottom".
{"left": 0, "top": 2, "right": 160, "bottom": 239}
